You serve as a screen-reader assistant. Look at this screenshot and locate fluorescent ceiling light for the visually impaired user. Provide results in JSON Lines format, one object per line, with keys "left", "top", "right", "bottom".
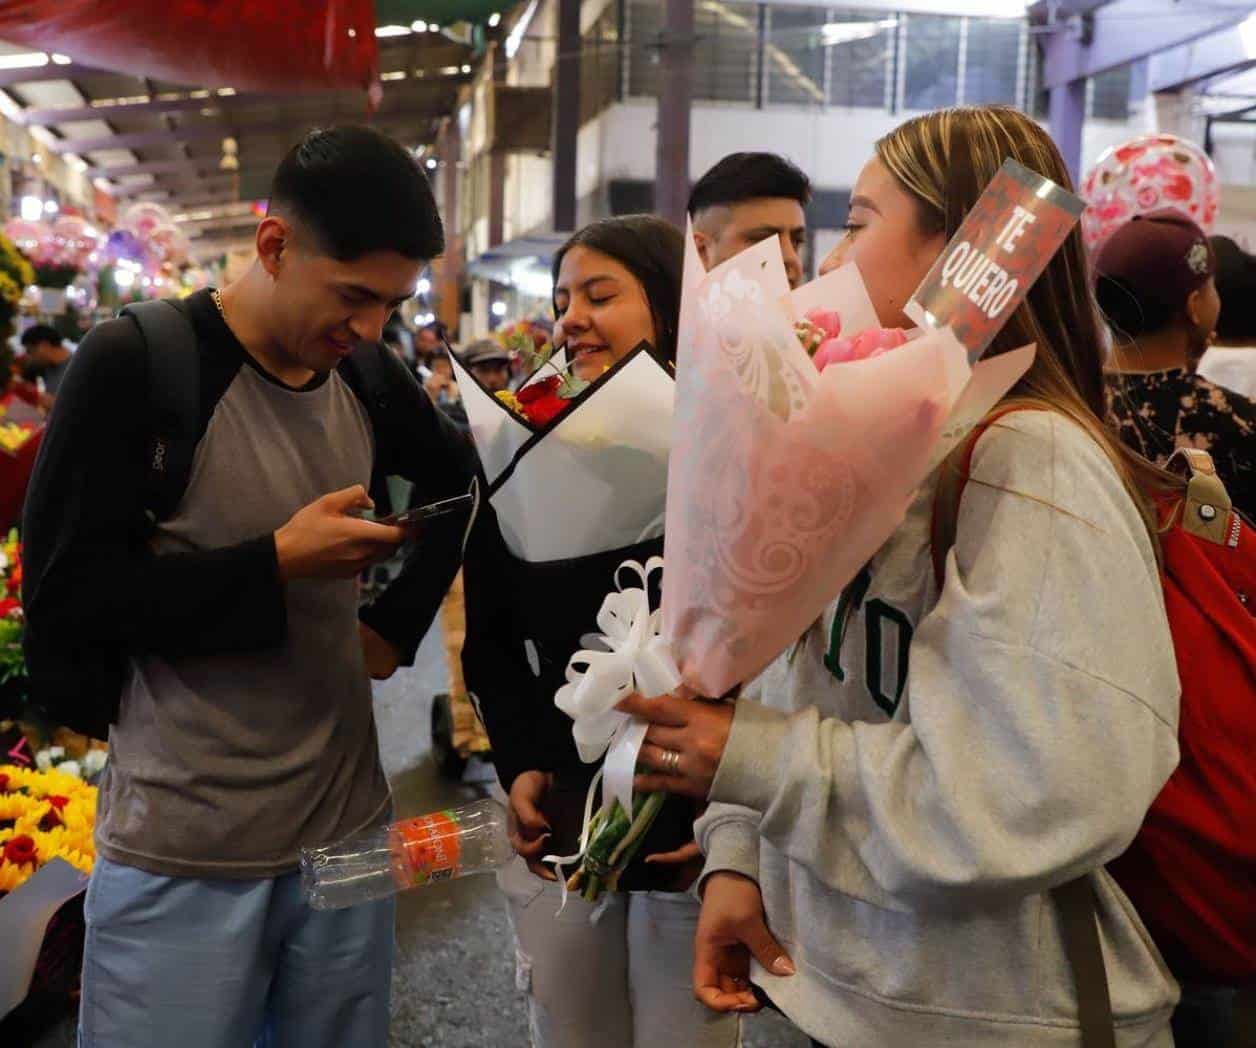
{"left": 412, "top": 20, "right": 428, "bottom": 32}
{"left": 375, "top": 24, "right": 410, "bottom": 37}
{"left": 381, "top": 71, "right": 407, "bottom": 81}
{"left": 506, "top": 0, "right": 539, "bottom": 59}
{"left": 488, "top": 12, "right": 501, "bottom": 28}
{"left": 51, "top": 53, "right": 72, "bottom": 65}
{"left": 0, "top": 89, "right": 23, "bottom": 120}
{"left": 0, "top": 52, "right": 48, "bottom": 71}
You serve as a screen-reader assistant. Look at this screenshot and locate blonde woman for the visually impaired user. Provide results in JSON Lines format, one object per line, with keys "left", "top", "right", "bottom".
{"left": 624, "top": 106, "right": 1182, "bottom": 1047}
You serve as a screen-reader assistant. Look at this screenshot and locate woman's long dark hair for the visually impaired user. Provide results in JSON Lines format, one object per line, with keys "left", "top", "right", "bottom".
{"left": 551, "top": 214, "right": 684, "bottom": 366}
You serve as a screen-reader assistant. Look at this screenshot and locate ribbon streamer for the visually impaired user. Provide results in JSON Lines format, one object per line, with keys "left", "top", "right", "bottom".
{"left": 542, "top": 557, "right": 681, "bottom": 915}
{"left": 554, "top": 557, "right": 681, "bottom": 818}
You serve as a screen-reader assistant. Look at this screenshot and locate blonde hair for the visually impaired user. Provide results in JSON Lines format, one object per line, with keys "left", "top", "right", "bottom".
{"left": 876, "top": 106, "right": 1179, "bottom": 550}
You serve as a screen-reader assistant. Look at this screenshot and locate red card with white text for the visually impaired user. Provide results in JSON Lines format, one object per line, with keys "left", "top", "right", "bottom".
{"left": 905, "top": 158, "right": 1085, "bottom": 361}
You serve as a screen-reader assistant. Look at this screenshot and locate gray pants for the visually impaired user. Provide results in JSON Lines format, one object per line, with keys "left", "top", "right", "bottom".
{"left": 498, "top": 856, "right": 740, "bottom": 1048}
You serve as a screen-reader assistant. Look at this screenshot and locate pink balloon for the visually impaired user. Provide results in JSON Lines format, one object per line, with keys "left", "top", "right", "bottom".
{"left": 1081, "top": 133, "right": 1220, "bottom": 251}
{"left": 52, "top": 214, "right": 101, "bottom": 269}
{"left": 122, "top": 201, "right": 174, "bottom": 241}
{"left": 4, "top": 217, "right": 51, "bottom": 262}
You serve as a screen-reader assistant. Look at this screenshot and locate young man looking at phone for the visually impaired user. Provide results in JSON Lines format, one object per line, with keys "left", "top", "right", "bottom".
{"left": 22, "top": 126, "right": 473, "bottom": 1047}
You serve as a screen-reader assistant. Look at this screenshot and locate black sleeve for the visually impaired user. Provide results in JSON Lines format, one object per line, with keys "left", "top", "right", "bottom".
{"left": 22, "top": 318, "right": 288, "bottom": 662}
{"left": 355, "top": 350, "right": 477, "bottom": 664}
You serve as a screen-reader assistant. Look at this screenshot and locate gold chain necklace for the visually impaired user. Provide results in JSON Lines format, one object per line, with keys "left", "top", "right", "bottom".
{"left": 211, "top": 287, "right": 226, "bottom": 319}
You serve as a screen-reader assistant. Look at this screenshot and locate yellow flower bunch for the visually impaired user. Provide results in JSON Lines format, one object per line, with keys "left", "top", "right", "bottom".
{"left": 0, "top": 421, "right": 34, "bottom": 453}
{"left": 0, "top": 764, "right": 97, "bottom": 894}
{"left": 0, "top": 270, "right": 22, "bottom": 307}
{"left": 0, "top": 233, "right": 34, "bottom": 289}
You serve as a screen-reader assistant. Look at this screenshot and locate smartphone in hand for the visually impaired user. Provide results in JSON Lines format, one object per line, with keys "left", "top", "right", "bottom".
{"left": 355, "top": 493, "right": 475, "bottom": 538}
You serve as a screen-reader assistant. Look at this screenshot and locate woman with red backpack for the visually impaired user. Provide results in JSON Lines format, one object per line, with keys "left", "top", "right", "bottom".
{"left": 619, "top": 105, "right": 1192, "bottom": 1047}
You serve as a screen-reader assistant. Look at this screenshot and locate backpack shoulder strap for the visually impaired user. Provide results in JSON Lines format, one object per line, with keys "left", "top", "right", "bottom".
{"left": 928, "top": 404, "right": 1038, "bottom": 588}
{"left": 1166, "top": 447, "right": 1235, "bottom": 545}
{"left": 120, "top": 299, "right": 200, "bottom": 521}
{"left": 341, "top": 341, "right": 405, "bottom": 515}
{"left": 1053, "top": 877, "right": 1116, "bottom": 1048}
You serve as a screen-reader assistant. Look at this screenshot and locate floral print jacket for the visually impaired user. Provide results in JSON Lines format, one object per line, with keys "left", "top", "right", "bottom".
{"left": 1107, "top": 368, "right": 1254, "bottom": 520}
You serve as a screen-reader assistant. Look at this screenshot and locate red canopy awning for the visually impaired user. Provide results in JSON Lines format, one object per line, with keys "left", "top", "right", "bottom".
{"left": 0, "top": 0, "right": 379, "bottom": 94}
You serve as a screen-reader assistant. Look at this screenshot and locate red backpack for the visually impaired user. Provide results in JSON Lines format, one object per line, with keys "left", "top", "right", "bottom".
{"left": 932, "top": 406, "right": 1256, "bottom": 992}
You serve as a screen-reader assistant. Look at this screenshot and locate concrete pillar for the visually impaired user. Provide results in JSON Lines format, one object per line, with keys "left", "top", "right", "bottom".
{"left": 655, "top": 0, "right": 694, "bottom": 227}
{"left": 1048, "top": 78, "right": 1086, "bottom": 186}
{"left": 552, "top": 0, "right": 580, "bottom": 233}
{"left": 435, "top": 116, "right": 463, "bottom": 339}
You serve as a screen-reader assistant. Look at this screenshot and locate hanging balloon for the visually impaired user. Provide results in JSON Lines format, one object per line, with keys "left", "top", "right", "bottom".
{"left": 4, "top": 217, "right": 52, "bottom": 263}
{"left": 1081, "top": 133, "right": 1220, "bottom": 251}
{"left": 104, "top": 228, "right": 144, "bottom": 264}
{"left": 148, "top": 223, "right": 176, "bottom": 264}
{"left": 121, "top": 201, "right": 174, "bottom": 240}
{"left": 51, "top": 214, "right": 101, "bottom": 269}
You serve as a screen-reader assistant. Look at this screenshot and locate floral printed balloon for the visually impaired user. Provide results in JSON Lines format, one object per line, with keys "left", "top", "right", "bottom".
{"left": 1081, "top": 133, "right": 1220, "bottom": 250}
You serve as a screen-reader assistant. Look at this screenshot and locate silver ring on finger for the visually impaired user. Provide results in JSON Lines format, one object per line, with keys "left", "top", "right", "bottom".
{"left": 662, "top": 749, "right": 681, "bottom": 775}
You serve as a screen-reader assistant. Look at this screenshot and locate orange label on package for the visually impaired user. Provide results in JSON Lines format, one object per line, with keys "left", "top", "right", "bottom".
{"left": 393, "top": 810, "right": 462, "bottom": 886}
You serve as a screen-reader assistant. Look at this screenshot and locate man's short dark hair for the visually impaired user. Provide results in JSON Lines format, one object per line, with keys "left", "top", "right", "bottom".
{"left": 20, "top": 324, "right": 61, "bottom": 349}
{"left": 269, "top": 125, "right": 444, "bottom": 262}
{"left": 687, "top": 152, "right": 812, "bottom": 216}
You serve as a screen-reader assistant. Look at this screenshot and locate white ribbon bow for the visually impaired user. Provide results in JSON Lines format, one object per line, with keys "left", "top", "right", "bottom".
{"left": 553, "top": 557, "right": 681, "bottom": 821}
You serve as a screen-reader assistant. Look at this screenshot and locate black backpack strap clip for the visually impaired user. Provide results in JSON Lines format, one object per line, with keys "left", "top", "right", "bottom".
{"left": 120, "top": 299, "right": 200, "bottom": 522}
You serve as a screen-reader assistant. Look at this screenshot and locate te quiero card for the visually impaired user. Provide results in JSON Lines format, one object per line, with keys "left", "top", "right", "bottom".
{"left": 905, "top": 158, "right": 1085, "bottom": 361}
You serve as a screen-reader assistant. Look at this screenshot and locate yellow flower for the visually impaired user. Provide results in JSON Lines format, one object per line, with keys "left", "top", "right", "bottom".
{"left": 495, "top": 390, "right": 524, "bottom": 416}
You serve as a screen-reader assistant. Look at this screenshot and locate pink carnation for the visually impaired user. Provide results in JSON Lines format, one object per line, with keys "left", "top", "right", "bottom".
{"left": 813, "top": 327, "right": 909, "bottom": 371}
{"left": 803, "top": 308, "right": 843, "bottom": 340}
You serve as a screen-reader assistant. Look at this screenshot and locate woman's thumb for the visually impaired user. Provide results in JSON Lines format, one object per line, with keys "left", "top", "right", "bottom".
{"left": 742, "top": 916, "right": 795, "bottom": 977}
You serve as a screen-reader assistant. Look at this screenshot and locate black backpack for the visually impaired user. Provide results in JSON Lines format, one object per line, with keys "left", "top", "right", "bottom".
{"left": 24, "top": 299, "right": 420, "bottom": 739}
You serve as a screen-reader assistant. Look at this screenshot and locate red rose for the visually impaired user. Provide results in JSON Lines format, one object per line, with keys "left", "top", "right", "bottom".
{"left": 3, "top": 834, "right": 36, "bottom": 865}
{"left": 516, "top": 376, "right": 570, "bottom": 426}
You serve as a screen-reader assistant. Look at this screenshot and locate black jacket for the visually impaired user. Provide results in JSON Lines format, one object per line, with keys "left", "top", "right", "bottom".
{"left": 462, "top": 513, "right": 697, "bottom": 891}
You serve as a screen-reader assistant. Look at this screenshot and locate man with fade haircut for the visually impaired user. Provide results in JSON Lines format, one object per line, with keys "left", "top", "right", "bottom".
{"left": 688, "top": 151, "right": 812, "bottom": 289}
{"left": 23, "top": 125, "right": 475, "bottom": 1048}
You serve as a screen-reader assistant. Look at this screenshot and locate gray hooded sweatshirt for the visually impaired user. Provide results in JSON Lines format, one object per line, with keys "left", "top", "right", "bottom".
{"left": 697, "top": 411, "right": 1181, "bottom": 1047}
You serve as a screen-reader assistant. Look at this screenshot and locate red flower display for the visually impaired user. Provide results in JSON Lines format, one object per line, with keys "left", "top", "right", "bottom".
{"left": 3, "top": 834, "right": 36, "bottom": 865}
{"left": 516, "top": 377, "right": 571, "bottom": 426}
